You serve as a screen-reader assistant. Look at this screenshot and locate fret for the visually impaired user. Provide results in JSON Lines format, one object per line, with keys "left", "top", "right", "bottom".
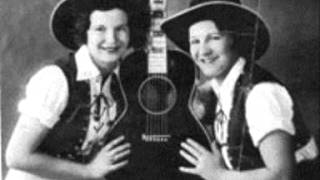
{"left": 148, "top": 52, "right": 167, "bottom": 74}
{"left": 149, "top": 53, "right": 166, "bottom": 61}
{"left": 151, "top": 30, "right": 164, "bottom": 37}
{"left": 148, "top": 0, "right": 168, "bottom": 74}
{"left": 151, "top": 35, "right": 166, "bottom": 47}
{"left": 150, "top": 46, "right": 165, "bottom": 54}
{"left": 151, "top": 18, "right": 163, "bottom": 31}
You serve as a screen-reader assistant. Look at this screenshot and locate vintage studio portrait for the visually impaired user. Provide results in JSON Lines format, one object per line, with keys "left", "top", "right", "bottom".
{"left": 1, "top": 0, "right": 319, "bottom": 179}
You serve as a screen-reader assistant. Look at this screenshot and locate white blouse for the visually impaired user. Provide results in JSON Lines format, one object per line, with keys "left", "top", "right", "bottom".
{"left": 6, "top": 45, "right": 118, "bottom": 180}
{"left": 209, "top": 58, "right": 295, "bottom": 147}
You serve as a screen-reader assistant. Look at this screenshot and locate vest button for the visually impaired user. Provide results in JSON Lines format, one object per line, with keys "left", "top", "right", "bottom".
{"left": 74, "top": 145, "right": 80, "bottom": 151}
{"left": 67, "top": 154, "right": 74, "bottom": 159}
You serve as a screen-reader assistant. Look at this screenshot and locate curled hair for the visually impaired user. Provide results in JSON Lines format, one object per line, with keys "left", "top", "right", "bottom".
{"left": 73, "top": 0, "right": 150, "bottom": 49}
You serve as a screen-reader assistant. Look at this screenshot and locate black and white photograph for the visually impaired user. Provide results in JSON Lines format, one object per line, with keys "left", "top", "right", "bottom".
{"left": 1, "top": 0, "right": 319, "bottom": 179}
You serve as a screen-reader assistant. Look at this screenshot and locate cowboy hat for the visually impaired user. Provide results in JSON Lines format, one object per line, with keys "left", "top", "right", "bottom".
{"left": 161, "top": 0, "right": 270, "bottom": 60}
{"left": 50, "top": 0, "right": 149, "bottom": 51}
{"left": 50, "top": 0, "right": 86, "bottom": 50}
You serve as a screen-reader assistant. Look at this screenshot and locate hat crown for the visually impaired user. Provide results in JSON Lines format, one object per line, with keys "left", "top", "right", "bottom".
{"left": 189, "top": 0, "right": 241, "bottom": 7}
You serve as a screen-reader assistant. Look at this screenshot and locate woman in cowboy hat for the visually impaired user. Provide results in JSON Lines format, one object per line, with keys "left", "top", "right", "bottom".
{"left": 5, "top": 0, "right": 149, "bottom": 179}
{"left": 161, "top": 0, "right": 317, "bottom": 179}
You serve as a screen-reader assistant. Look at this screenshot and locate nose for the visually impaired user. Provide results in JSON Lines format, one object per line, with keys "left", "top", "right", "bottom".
{"left": 105, "top": 29, "right": 117, "bottom": 44}
{"left": 199, "top": 41, "right": 212, "bottom": 57}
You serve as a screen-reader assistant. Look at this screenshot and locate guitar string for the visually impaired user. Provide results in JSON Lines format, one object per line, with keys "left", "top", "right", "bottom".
{"left": 147, "top": 0, "right": 169, "bottom": 138}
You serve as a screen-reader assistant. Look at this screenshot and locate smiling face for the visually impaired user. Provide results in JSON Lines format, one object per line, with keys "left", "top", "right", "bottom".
{"left": 189, "top": 20, "right": 238, "bottom": 83}
{"left": 87, "top": 8, "right": 130, "bottom": 73}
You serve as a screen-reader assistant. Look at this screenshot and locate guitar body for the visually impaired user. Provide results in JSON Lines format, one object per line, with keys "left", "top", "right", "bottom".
{"left": 102, "top": 50, "right": 211, "bottom": 180}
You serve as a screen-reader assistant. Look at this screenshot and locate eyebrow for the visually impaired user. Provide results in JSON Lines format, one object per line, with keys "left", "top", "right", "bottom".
{"left": 91, "top": 22, "right": 128, "bottom": 28}
{"left": 117, "top": 23, "right": 128, "bottom": 27}
{"left": 189, "top": 32, "right": 221, "bottom": 38}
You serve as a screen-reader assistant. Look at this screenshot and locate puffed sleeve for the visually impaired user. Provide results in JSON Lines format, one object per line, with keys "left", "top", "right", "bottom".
{"left": 18, "top": 65, "right": 68, "bottom": 128}
{"left": 246, "top": 82, "right": 295, "bottom": 147}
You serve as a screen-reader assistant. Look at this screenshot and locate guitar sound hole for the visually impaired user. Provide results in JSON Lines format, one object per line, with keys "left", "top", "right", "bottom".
{"left": 138, "top": 76, "right": 176, "bottom": 115}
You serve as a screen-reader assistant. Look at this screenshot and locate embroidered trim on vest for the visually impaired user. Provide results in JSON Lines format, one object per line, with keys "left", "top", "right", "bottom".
{"left": 192, "top": 64, "right": 310, "bottom": 170}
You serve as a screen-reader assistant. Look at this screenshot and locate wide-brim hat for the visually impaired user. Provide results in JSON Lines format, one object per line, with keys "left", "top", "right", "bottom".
{"left": 50, "top": 0, "right": 150, "bottom": 51}
{"left": 161, "top": 0, "right": 271, "bottom": 60}
{"left": 50, "top": 0, "right": 84, "bottom": 51}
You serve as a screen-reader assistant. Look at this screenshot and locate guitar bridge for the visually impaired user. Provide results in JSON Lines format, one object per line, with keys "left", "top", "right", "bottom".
{"left": 142, "top": 134, "right": 171, "bottom": 142}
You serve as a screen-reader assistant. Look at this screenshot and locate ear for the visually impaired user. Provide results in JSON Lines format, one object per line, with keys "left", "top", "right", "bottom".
{"left": 227, "top": 33, "right": 236, "bottom": 50}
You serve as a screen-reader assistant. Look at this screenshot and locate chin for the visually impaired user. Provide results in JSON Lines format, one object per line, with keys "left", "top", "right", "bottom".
{"left": 200, "top": 71, "right": 215, "bottom": 80}
{"left": 101, "top": 55, "right": 121, "bottom": 62}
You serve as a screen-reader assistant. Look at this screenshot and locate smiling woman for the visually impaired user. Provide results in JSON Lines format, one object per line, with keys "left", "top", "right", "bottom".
{"left": 86, "top": 9, "right": 130, "bottom": 75}
{"left": 2, "top": 0, "right": 319, "bottom": 179}
{"left": 188, "top": 20, "right": 238, "bottom": 83}
{"left": 4, "top": 0, "right": 150, "bottom": 179}
{"left": 161, "top": 0, "right": 318, "bottom": 180}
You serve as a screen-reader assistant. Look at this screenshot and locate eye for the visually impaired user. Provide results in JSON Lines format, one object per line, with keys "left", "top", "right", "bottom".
{"left": 116, "top": 25, "right": 129, "bottom": 33}
{"left": 208, "top": 33, "right": 222, "bottom": 40}
{"left": 189, "top": 38, "right": 199, "bottom": 45}
{"left": 94, "top": 25, "right": 106, "bottom": 32}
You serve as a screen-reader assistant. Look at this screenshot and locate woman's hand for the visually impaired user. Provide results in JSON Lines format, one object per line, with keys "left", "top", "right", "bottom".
{"left": 86, "top": 136, "right": 131, "bottom": 179}
{"left": 179, "top": 138, "right": 225, "bottom": 180}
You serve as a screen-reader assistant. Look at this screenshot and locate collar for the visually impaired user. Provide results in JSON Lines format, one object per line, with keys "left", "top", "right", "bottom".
{"left": 210, "top": 57, "right": 246, "bottom": 113}
{"left": 75, "top": 45, "right": 119, "bottom": 81}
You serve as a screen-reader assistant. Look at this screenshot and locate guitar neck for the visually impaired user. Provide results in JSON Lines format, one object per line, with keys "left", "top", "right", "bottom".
{"left": 148, "top": 0, "right": 168, "bottom": 74}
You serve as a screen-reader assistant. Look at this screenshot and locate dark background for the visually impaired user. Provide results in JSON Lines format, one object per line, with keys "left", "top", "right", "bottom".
{"left": 1, "top": 0, "right": 319, "bottom": 178}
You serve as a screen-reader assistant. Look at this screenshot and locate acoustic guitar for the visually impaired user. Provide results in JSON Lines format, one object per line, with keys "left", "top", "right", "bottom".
{"left": 88, "top": 0, "right": 211, "bottom": 179}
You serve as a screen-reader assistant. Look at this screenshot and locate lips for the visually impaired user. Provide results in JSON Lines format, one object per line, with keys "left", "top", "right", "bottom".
{"left": 100, "top": 46, "right": 120, "bottom": 53}
{"left": 199, "top": 56, "right": 218, "bottom": 63}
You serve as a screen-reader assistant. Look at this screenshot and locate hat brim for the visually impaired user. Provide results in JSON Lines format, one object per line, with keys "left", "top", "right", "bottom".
{"left": 161, "top": 1, "right": 270, "bottom": 60}
{"left": 50, "top": 0, "right": 81, "bottom": 51}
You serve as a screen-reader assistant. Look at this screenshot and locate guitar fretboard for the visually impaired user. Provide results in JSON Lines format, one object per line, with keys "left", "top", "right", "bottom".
{"left": 148, "top": 0, "right": 167, "bottom": 74}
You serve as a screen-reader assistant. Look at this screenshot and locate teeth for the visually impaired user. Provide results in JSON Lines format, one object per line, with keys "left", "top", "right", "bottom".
{"left": 200, "top": 57, "right": 217, "bottom": 63}
{"left": 101, "top": 47, "right": 118, "bottom": 51}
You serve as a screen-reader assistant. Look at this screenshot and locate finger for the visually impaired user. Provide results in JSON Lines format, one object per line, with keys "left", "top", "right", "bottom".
{"left": 179, "top": 150, "right": 198, "bottom": 165}
{"left": 181, "top": 141, "right": 201, "bottom": 158}
{"left": 113, "top": 149, "right": 131, "bottom": 162}
{"left": 179, "top": 166, "right": 197, "bottom": 175}
{"left": 186, "top": 138, "right": 207, "bottom": 153}
{"left": 110, "top": 143, "right": 130, "bottom": 155}
{"left": 104, "top": 136, "right": 125, "bottom": 151}
{"left": 109, "top": 160, "right": 129, "bottom": 171}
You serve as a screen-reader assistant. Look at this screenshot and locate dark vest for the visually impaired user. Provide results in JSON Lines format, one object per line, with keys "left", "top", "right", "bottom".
{"left": 36, "top": 53, "right": 125, "bottom": 163}
{"left": 192, "top": 65, "right": 310, "bottom": 170}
